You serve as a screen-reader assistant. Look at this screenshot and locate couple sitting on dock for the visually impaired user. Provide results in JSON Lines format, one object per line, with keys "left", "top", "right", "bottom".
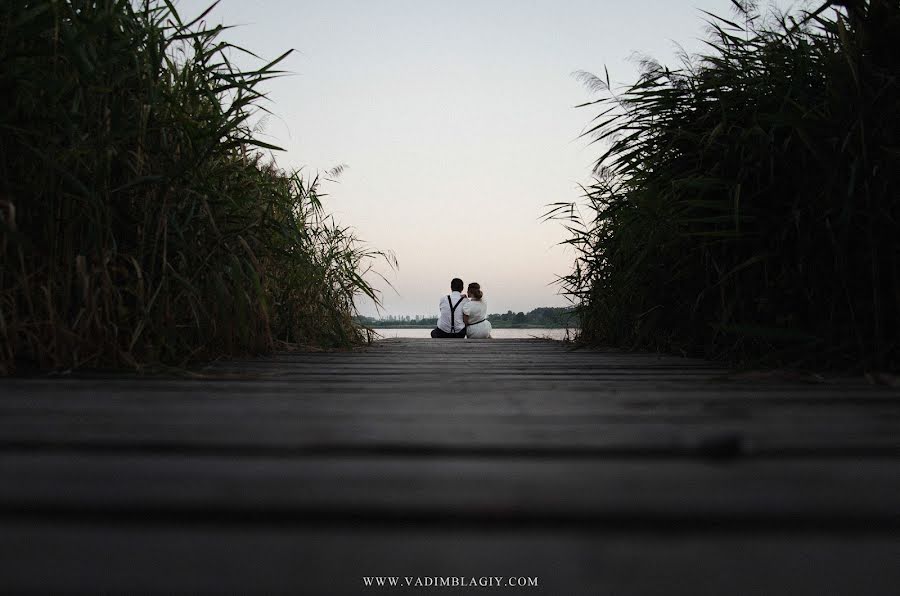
{"left": 431, "top": 278, "right": 493, "bottom": 339}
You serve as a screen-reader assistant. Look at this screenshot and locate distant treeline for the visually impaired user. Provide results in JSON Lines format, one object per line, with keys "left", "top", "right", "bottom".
{"left": 0, "top": 1, "right": 389, "bottom": 374}
{"left": 358, "top": 307, "right": 577, "bottom": 328}
{"left": 550, "top": 1, "right": 899, "bottom": 370}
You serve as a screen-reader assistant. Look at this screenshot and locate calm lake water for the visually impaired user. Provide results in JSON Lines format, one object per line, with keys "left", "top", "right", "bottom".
{"left": 372, "top": 328, "right": 575, "bottom": 341}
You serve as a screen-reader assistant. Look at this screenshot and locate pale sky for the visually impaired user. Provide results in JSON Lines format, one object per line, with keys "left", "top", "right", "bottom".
{"left": 177, "top": 0, "right": 797, "bottom": 318}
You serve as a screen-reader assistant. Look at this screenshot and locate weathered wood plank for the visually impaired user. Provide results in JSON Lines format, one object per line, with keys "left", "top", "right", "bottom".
{"left": 2, "top": 380, "right": 899, "bottom": 453}
{"left": 2, "top": 453, "right": 899, "bottom": 522}
{"left": 4, "top": 378, "right": 888, "bottom": 397}
{"left": 1, "top": 522, "right": 898, "bottom": 595}
{"left": 2, "top": 416, "right": 900, "bottom": 455}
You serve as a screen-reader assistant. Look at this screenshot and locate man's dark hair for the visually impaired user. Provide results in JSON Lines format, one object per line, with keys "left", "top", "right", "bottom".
{"left": 450, "top": 278, "right": 464, "bottom": 292}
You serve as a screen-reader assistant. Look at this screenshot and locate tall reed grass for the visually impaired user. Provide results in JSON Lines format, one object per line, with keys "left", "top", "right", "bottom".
{"left": 550, "top": 0, "right": 899, "bottom": 370}
{"left": 0, "top": 0, "right": 392, "bottom": 374}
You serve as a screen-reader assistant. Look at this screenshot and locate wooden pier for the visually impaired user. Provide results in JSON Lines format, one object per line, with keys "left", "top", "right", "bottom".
{"left": 1, "top": 338, "right": 899, "bottom": 594}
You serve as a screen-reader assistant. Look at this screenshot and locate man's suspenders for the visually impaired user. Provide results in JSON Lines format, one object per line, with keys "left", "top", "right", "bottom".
{"left": 447, "top": 295, "right": 465, "bottom": 333}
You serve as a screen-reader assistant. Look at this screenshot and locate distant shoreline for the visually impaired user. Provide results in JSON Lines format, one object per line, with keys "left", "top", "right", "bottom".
{"left": 357, "top": 306, "right": 577, "bottom": 331}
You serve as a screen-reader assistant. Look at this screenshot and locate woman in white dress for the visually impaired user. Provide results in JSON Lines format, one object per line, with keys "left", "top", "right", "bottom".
{"left": 462, "top": 282, "right": 492, "bottom": 339}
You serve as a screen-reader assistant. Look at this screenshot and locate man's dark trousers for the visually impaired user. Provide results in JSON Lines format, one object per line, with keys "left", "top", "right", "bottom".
{"left": 431, "top": 328, "right": 466, "bottom": 338}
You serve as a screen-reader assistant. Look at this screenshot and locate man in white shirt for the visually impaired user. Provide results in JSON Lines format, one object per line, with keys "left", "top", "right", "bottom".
{"left": 430, "top": 277, "right": 468, "bottom": 338}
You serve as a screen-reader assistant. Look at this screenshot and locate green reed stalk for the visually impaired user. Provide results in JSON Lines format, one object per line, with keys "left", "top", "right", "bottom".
{"left": 550, "top": 0, "right": 899, "bottom": 370}
{"left": 0, "top": 0, "right": 392, "bottom": 374}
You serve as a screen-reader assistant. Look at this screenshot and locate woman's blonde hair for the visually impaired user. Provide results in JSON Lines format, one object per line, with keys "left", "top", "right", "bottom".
{"left": 467, "top": 282, "right": 483, "bottom": 300}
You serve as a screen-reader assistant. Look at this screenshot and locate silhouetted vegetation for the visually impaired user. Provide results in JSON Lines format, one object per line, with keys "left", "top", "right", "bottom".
{"left": 0, "top": 1, "right": 392, "bottom": 374}
{"left": 550, "top": 0, "right": 899, "bottom": 370}
{"left": 488, "top": 307, "right": 576, "bottom": 328}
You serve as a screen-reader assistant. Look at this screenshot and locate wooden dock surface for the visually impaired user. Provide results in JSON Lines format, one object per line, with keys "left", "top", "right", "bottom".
{"left": 1, "top": 338, "right": 899, "bottom": 594}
